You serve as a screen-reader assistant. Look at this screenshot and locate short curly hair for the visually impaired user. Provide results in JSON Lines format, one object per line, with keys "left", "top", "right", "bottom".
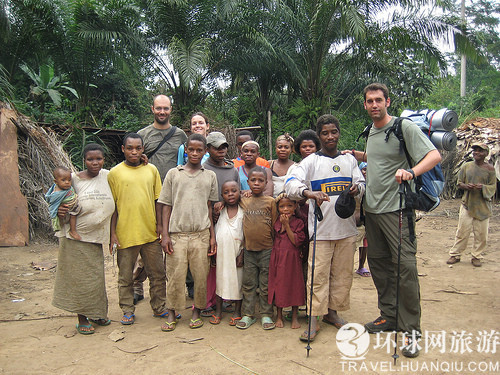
{"left": 294, "top": 129, "right": 320, "bottom": 155}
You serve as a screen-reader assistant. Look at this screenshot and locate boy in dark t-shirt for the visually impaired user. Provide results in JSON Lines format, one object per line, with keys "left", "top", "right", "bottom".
{"left": 236, "top": 167, "right": 278, "bottom": 330}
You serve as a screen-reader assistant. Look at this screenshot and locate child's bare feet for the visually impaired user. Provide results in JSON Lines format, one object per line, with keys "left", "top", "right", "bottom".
{"left": 291, "top": 318, "right": 301, "bottom": 329}
{"left": 69, "top": 230, "right": 82, "bottom": 241}
{"left": 275, "top": 318, "right": 284, "bottom": 328}
{"left": 291, "top": 306, "right": 300, "bottom": 329}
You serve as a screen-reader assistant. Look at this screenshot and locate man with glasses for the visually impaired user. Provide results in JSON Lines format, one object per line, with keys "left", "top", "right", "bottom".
{"left": 134, "top": 95, "right": 187, "bottom": 306}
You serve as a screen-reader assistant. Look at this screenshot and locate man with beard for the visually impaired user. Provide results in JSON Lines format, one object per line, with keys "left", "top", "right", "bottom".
{"left": 134, "top": 95, "right": 188, "bottom": 306}
{"left": 138, "top": 95, "right": 188, "bottom": 181}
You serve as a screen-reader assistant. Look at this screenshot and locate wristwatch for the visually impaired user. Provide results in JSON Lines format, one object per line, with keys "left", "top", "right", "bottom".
{"left": 407, "top": 169, "right": 416, "bottom": 179}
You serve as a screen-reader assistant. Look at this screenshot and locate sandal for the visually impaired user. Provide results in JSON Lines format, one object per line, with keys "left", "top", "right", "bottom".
{"left": 76, "top": 323, "right": 95, "bottom": 335}
{"left": 201, "top": 306, "right": 215, "bottom": 317}
{"left": 189, "top": 318, "right": 204, "bottom": 329}
{"left": 89, "top": 318, "right": 111, "bottom": 326}
{"left": 236, "top": 316, "right": 256, "bottom": 329}
{"left": 229, "top": 317, "right": 242, "bottom": 326}
{"left": 209, "top": 315, "right": 221, "bottom": 325}
{"left": 322, "top": 315, "right": 347, "bottom": 329}
{"left": 161, "top": 321, "right": 177, "bottom": 332}
{"left": 154, "top": 311, "right": 182, "bottom": 319}
{"left": 261, "top": 316, "right": 275, "bottom": 330}
{"left": 120, "top": 313, "right": 135, "bottom": 325}
{"left": 299, "top": 326, "right": 320, "bottom": 342}
{"left": 355, "top": 268, "right": 371, "bottom": 277}
{"left": 222, "top": 302, "right": 234, "bottom": 313}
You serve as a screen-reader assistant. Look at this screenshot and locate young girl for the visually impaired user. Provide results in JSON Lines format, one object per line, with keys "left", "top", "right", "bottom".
{"left": 268, "top": 193, "right": 306, "bottom": 329}
{"left": 211, "top": 180, "right": 244, "bottom": 325}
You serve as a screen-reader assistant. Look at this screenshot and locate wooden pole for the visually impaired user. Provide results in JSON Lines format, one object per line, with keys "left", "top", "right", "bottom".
{"left": 460, "top": 0, "right": 466, "bottom": 97}
{"left": 267, "top": 110, "right": 272, "bottom": 160}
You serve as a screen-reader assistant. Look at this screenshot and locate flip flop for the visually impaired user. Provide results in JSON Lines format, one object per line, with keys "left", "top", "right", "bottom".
{"left": 161, "top": 321, "right": 177, "bottom": 332}
{"left": 120, "top": 313, "right": 135, "bottom": 325}
{"left": 355, "top": 268, "right": 371, "bottom": 277}
{"left": 153, "top": 311, "right": 182, "bottom": 319}
{"left": 222, "top": 302, "right": 234, "bottom": 313}
{"left": 236, "top": 316, "right": 256, "bottom": 329}
{"left": 189, "top": 318, "right": 204, "bottom": 329}
{"left": 261, "top": 316, "right": 275, "bottom": 330}
{"left": 299, "top": 326, "right": 320, "bottom": 342}
{"left": 153, "top": 311, "right": 169, "bottom": 318}
{"left": 89, "top": 318, "right": 111, "bottom": 326}
{"left": 201, "top": 307, "right": 215, "bottom": 317}
{"left": 322, "top": 315, "right": 347, "bottom": 329}
{"left": 76, "top": 323, "right": 95, "bottom": 335}
{"left": 209, "top": 315, "right": 221, "bottom": 325}
{"left": 229, "top": 316, "right": 242, "bottom": 326}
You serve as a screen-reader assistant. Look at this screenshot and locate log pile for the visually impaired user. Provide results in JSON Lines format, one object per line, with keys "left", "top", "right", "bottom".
{"left": 441, "top": 117, "right": 499, "bottom": 198}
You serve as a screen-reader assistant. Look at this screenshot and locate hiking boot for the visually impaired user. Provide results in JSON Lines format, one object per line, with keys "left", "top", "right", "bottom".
{"left": 471, "top": 258, "right": 482, "bottom": 267}
{"left": 364, "top": 316, "right": 396, "bottom": 334}
{"left": 402, "top": 334, "right": 421, "bottom": 358}
{"left": 446, "top": 256, "right": 460, "bottom": 265}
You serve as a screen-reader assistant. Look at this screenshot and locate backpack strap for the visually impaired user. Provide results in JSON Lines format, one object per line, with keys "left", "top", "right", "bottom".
{"left": 387, "top": 118, "right": 419, "bottom": 243}
{"left": 356, "top": 124, "right": 372, "bottom": 142}
{"left": 147, "top": 126, "right": 177, "bottom": 159}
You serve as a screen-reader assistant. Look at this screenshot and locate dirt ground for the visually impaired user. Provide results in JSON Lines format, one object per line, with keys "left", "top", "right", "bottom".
{"left": 0, "top": 198, "right": 498, "bottom": 375}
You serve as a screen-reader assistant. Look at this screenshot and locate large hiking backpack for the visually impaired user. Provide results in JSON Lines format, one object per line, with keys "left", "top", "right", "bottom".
{"left": 358, "top": 117, "right": 445, "bottom": 212}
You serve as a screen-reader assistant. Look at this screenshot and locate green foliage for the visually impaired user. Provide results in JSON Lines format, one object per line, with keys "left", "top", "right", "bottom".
{"left": 0, "top": 63, "right": 14, "bottom": 102}
{"left": 20, "top": 63, "right": 78, "bottom": 108}
{"left": 62, "top": 126, "right": 111, "bottom": 170}
{"left": 286, "top": 98, "right": 323, "bottom": 133}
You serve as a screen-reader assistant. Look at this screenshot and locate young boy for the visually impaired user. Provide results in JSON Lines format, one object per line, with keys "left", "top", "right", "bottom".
{"left": 203, "top": 132, "right": 240, "bottom": 200}
{"left": 108, "top": 133, "right": 168, "bottom": 326}
{"left": 236, "top": 167, "right": 278, "bottom": 330}
{"left": 159, "top": 133, "right": 218, "bottom": 331}
{"left": 45, "top": 166, "right": 81, "bottom": 240}
{"left": 447, "top": 142, "right": 496, "bottom": 267}
{"left": 286, "top": 114, "right": 365, "bottom": 342}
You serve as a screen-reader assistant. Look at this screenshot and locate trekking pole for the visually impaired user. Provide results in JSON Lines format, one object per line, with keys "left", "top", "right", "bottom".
{"left": 306, "top": 202, "right": 323, "bottom": 357}
{"left": 392, "top": 182, "right": 405, "bottom": 364}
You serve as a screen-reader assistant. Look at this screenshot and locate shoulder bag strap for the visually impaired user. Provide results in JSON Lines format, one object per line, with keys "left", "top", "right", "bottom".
{"left": 147, "top": 126, "right": 177, "bottom": 159}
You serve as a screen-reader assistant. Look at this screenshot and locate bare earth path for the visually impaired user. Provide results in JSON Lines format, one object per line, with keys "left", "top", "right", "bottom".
{"left": 0, "top": 199, "right": 498, "bottom": 375}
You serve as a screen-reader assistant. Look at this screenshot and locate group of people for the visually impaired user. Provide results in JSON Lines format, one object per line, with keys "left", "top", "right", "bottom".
{"left": 47, "top": 84, "right": 495, "bottom": 359}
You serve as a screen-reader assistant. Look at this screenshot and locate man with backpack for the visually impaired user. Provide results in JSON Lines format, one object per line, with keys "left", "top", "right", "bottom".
{"left": 349, "top": 83, "right": 441, "bottom": 358}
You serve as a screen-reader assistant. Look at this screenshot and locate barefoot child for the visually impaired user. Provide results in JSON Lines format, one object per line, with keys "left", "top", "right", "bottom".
{"left": 159, "top": 133, "right": 218, "bottom": 331}
{"left": 211, "top": 180, "right": 244, "bottom": 325}
{"left": 236, "top": 167, "right": 278, "bottom": 330}
{"left": 45, "top": 166, "right": 81, "bottom": 240}
{"left": 268, "top": 193, "right": 306, "bottom": 329}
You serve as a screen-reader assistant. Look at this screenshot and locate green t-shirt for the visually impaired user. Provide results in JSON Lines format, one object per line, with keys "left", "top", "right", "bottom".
{"left": 364, "top": 117, "right": 436, "bottom": 214}
{"left": 137, "top": 124, "right": 187, "bottom": 181}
